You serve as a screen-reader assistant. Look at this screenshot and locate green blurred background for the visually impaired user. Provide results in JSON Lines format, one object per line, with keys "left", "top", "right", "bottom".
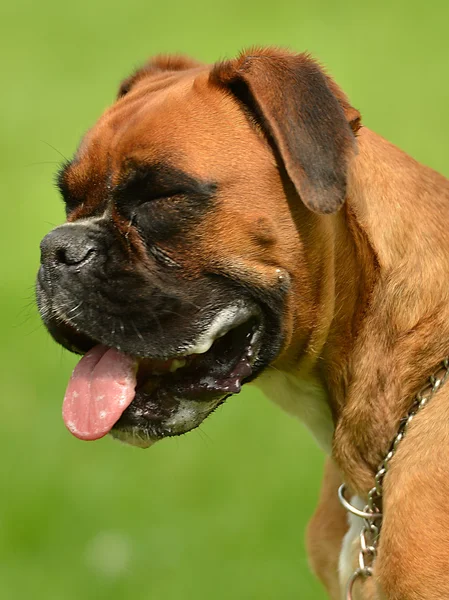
{"left": 2, "top": 1, "right": 449, "bottom": 598}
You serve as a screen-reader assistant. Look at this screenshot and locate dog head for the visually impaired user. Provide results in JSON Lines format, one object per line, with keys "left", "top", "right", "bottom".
{"left": 36, "top": 48, "right": 360, "bottom": 447}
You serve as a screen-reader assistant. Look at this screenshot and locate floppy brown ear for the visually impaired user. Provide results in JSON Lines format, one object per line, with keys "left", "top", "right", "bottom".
{"left": 210, "top": 48, "right": 361, "bottom": 214}
{"left": 118, "top": 54, "right": 203, "bottom": 98}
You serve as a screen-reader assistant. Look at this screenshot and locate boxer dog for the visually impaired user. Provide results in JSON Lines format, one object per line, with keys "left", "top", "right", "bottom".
{"left": 36, "top": 48, "right": 449, "bottom": 599}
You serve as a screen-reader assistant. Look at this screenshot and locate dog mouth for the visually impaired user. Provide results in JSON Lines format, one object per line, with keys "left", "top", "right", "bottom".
{"left": 62, "top": 307, "right": 262, "bottom": 448}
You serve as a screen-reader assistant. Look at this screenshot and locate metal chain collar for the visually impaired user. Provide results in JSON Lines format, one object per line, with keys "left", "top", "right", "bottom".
{"left": 338, "top": 358, "right": 449, "bottom": 600}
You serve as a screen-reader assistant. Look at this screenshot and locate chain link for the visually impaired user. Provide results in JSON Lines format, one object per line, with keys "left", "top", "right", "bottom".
{"left": 339, "top": 358, "right": 449, "bottom": 600}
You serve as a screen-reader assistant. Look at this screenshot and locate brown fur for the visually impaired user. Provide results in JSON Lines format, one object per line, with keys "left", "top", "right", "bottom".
{"left": 64, "top": 47, "right": 449, "bottom": 598}
{"left": 307, "top": 459, "right": 349, "bottom": 598}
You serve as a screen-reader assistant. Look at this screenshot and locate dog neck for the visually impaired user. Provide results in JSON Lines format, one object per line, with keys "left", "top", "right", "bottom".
{"left": 256, "top": 137, "right": 375, "bottom": 455}
{"left": 334, "top": 127, "right": 449, "bottom": 492}
{"left": 259, "top": 126, "right": 449, "bottom": 493}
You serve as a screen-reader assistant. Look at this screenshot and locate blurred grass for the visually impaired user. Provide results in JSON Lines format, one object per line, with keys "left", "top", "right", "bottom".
{"left": 1, "top": 1, "right": 449, "bottom": 598}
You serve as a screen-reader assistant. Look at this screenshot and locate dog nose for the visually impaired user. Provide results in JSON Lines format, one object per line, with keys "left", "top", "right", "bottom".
{"left": 40, "top": 225, "right": 97, "bottom": 269}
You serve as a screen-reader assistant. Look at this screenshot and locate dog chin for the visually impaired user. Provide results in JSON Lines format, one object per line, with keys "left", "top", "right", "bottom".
{"left": 110, "top": 398, "right": 224, "bottom": 448}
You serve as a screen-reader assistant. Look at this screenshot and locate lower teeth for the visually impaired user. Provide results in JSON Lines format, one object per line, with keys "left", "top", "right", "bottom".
{"left": 169, "top": 358, "right": 187, "bottom": 372}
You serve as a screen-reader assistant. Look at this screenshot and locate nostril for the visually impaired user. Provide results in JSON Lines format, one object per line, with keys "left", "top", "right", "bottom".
{"left": 55, "top": 247, "right": 67, "bottom": 265}
{"left": 40, "top": 226, "right": 99, "bottom": 270}
{"left": 57, "top": 244, "right": 96, "bottom": 266}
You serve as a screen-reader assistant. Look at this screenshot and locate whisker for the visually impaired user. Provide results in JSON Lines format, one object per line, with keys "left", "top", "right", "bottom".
{"left": 131, "top": 320, "right": 145, "bottom": 345}
{"left": 40, "top": 140, "right": 68, "bottom": 162}
{"left": 25, "top": 161, "right": 64, "bottom": 168}
{"left": 196, "top": 426, "right": 213, "bottom": 446}
{"left": 67, "top": 301, "right": 83, "bottom": 315}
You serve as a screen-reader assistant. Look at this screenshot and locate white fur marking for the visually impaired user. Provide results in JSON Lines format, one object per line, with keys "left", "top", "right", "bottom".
{"left": 255, "top": 369, "right": 334, "bottom": 454}
{"left": 339, "top": 495, "right": 365, "bottom": 593}
{"left": 53, "top": 213, "right": 109, "bottom": 228}
{"left": 186, "top": 303, "right": 254, "bottom": 355}
{"left": 165, "top": 399, "right": 219, "bottom": 434}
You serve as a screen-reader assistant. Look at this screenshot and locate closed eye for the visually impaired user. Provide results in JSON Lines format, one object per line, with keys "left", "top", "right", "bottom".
{"left": 148, "top": 244, "right": 180, "bottom": 268}
{"left": 114, "top": 160, "right": 217, "bottom": 216}
{"left": 137, "top": 190, "right": 189, "bottom": 205}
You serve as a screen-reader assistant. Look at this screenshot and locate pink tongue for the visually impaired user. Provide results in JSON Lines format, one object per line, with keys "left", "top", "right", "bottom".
{"left": 63, "top": 345, "right": 138, "bottom": 441}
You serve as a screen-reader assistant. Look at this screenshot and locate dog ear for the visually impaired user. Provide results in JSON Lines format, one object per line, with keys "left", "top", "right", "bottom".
{"left": 118, "top": 55, "right": 203, "bottom": 99}
{"left": 210, "top": 48, "right": 361, "bottom": 214}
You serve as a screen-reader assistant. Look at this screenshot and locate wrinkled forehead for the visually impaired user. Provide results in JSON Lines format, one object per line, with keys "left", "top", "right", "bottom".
{"left": 69, "top": 69, "right": 271, "bottom": 190}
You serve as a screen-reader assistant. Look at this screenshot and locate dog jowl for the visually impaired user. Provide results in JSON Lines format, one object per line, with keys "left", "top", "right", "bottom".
{"left": 37, "top": 48, "right": 359, "bottom": 448}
